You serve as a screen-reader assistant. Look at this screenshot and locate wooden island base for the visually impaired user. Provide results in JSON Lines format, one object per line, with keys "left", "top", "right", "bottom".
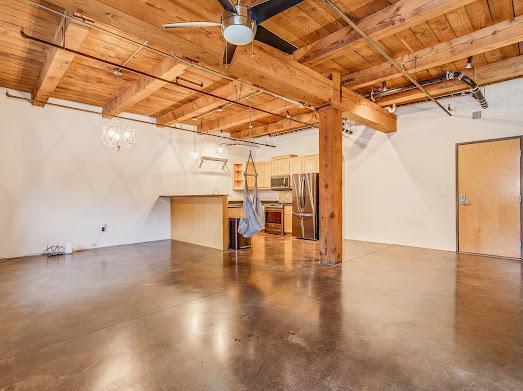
{"left": 164, "top": 195, "right": 228, "bottom": 251}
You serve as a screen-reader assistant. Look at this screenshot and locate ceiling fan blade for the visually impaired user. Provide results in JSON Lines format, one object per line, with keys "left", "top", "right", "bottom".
{"left": 223, "top": 42, "right": 237, "bottom": 65}
{"left": 217, "top": 0, "right": 237, "bottom": 13}
{"left": 162, "top": 21, "right": 221, "bottom": 29}
{"left": 254, "top": 25, "right": 297, "bottom": 54}
{"left": 249, "top": 0, "right": 303, "bottom": 24}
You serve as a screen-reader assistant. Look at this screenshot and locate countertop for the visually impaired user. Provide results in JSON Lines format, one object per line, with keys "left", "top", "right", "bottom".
{"left": 228, "top": 201, "right": 292, "bottom": 208}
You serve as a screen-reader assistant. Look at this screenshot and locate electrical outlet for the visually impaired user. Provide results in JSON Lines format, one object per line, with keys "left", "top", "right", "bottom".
{"left": 101, "top": 224, "right": 108, "bottom": 232}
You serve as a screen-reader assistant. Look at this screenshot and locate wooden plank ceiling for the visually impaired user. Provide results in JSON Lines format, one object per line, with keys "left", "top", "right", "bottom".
{"left": 0, "top": 0, "right": 522, "bottom": 139}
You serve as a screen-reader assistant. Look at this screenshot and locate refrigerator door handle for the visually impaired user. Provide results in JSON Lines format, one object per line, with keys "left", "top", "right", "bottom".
{"left": 300, "top": 176, "right": 306, "bottom": 210}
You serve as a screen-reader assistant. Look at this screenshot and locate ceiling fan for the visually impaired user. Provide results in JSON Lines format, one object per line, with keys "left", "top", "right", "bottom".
{"left": 162, "top": 0, "right": 303, "bottom": 65}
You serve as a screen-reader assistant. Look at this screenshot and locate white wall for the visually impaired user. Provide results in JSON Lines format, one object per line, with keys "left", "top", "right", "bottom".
{"left": 256, "top": 78, "right": 523, "bottom": 251}
{"left": 0, "top": 89, "right": 252, "bottom": 258}
{"left": 2, "top": 78, "right": 523, "bottom": 257}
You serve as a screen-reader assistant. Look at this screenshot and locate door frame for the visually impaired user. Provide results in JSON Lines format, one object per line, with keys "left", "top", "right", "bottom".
{"left": 455, "top": 136, "right": 523, "bottom": 259}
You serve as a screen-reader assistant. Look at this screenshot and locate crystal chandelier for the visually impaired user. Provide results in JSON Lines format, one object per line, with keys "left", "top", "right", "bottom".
{"left": 101, "top": 117, "right": 136, "bottom": 151}
{"left": 101, "top": 70, "right": 136, "bottom": 151}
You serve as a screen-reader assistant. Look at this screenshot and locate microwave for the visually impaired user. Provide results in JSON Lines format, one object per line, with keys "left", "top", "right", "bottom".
{"left": 271, "top": 176, "right": 291, "bottom": 191}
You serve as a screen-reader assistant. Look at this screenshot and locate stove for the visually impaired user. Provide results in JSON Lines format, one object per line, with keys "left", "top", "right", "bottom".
{"left": 264, "top": 204, "right": 284, "bottom": 235}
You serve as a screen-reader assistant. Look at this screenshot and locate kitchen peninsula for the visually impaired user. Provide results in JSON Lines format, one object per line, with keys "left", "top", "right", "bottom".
{"left": 162, "top": 194, "right": 228, "bottom": 251}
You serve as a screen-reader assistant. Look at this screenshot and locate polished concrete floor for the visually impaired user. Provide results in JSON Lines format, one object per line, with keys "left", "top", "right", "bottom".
{"left": 0, "top": 235, "right": 522, "bottom": 390}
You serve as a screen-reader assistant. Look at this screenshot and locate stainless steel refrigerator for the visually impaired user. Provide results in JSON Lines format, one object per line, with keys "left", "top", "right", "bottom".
{"left": 292, "top": 173, "right": 319, "bottom": 240}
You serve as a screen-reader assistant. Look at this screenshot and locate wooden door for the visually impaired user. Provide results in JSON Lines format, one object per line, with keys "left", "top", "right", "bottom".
{"left": 458, "top": 138, "right": 521, "bottom": 258}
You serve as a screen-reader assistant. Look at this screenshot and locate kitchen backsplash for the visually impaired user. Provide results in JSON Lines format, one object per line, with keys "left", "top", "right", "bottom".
{"left": 278, "top": 191, "right": 292, "bottom": 204}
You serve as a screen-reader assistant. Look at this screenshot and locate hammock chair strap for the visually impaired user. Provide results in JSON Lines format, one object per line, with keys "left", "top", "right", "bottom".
{"left": 238, "top": 151, "right": 265, "bottom": 238}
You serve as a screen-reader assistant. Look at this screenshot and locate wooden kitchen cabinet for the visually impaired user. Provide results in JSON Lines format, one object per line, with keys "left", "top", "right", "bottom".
{"left": 284, "top": 205, "right": 293, "bottom": 234}
{"left": 302, "top": 155, "right": 319, "bottom": 173}
{"left": 233, "top": 162, "right": 256, "bottom": 191}
{"left": 233, "top": 161, "right": 270, "bottom": 190}
{"left": 290, "top": 157, "right": 302, "bottom": 175}
{"left": 256, "top": 161, "right": 271, "bottom": 189}
{"left": 271, "top": 157, "right": 291, "bottom": 176}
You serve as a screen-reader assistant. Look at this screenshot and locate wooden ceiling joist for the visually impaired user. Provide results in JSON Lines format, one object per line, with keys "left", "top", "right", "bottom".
{"left": 344, "top": 15, "right": 523, "bottom": 90}
{"left": 199, "top": 99, "right": 298, "bottom": 133}
{"left": 157, "top": 81, "right": 239, "bottom": 125}
{"left": 32, "top": 17, "right": 89, "bottom": 106}
{"left": 103, "top": 58, "right": 189, "bottom": 116}
{"left": 46, "top": 0, "right": 396, "bottom": 133}
{"left": 231, "top": 112, "right": 318, "bottom": 139}
{"left": 376, "top": 55, "right": 523, "bottom": 107}
{"left": 293, "top": 0, "right": 476, "bottom": 66}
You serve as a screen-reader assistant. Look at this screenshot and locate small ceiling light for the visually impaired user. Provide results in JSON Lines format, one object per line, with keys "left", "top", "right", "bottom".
{"left": 192, "top": 116, "right": 198, "bottom": 121}
{"left": 216, "top": 107, "right": 224, "bottom": 112}
{"left": 101, "top": 118, "right": 136, "bottom": 151}
{"left": 465, "top": 56, "right": 473, "bottom": 69}
{"left": 381, "top": 81, "right": 388, "bottom": 92}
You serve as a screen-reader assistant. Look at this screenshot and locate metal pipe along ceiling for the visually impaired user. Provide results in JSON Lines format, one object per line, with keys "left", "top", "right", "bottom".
{"left": 446, "top": 71, "right": 488, "bottom": 109}
{"left": 369, "top": 71, "right": 488, "bottom": 110}
{"left": 321, "top": 0, "right": 452, "bottom": 117}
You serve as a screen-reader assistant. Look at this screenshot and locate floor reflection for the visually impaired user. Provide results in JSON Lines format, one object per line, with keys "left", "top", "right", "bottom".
{"left": 1, "top": 236, "right": 522, "bottom": 389}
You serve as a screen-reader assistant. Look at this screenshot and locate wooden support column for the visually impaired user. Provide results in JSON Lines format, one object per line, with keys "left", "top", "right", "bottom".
{"left": 319, "top": 107, "right": 343, "bottom": 265}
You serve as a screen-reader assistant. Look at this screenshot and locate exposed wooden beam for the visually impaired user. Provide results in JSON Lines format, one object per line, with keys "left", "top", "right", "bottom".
{"left": 344, "top": 15, "right": 523, "bottom": 90}
{"left": 199, "top": 100, "right": 299, "bottom": 133}
{"left": 231, "top": 112, "right": 318, "bottom": 139}
{"left": 294, "top": 0, "right": 475, "bottom": 66}
{"left": 376, "top": 55, "right": 523, "bottom": 107}
{"left": 48, "top": 0, "right": 396, "bottom": 132}
{"left": 318, "top": 107, "right": 343, "bottom": 265}
{"left": 157, "top": 81, "right": 239, "bottom": 125}
{"left": 103, "top": 58, "right": 189, "bottom": 116}
{"left": 33, "top": 17, "right": 89, "bottom": 106}
{"left": 339, "top": 86, "right": 396, "bottom": 132}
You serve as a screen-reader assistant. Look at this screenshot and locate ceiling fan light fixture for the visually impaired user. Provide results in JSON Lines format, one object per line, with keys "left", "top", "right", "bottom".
{"left": 222, "top": 6, "right": 256, "bottom": 46}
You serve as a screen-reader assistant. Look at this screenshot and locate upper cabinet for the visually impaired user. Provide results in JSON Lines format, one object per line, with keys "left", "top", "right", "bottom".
{"left": 257, "top": 161, "right": 271, "bottom": 189}
{"left": 233, "top": 161, "right": 271, "bottom": 191}
{"left": 302, "top": 155, "right": 319, "bottom": 173}
{"left": 291, "top": 157, "right": 302, "bottom": 175}
{"left": 271, "top": 157, "right": 291, "bottom": 176}
{"left": 233, "top": 154, "right": 317, "bottom": 191}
